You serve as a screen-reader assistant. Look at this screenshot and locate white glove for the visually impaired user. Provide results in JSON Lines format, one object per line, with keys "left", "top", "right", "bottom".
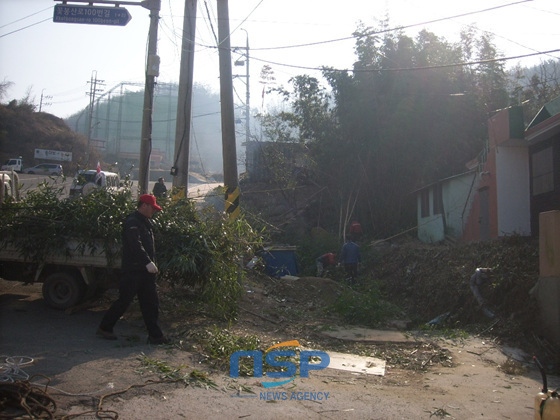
{"left": 146, "top": 262, "right": 158, "bottom": 274}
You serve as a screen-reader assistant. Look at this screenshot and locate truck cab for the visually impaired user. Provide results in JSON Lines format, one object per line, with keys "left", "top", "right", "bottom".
{"left": 1, "top": 157, "right": 23, "bottom": 172}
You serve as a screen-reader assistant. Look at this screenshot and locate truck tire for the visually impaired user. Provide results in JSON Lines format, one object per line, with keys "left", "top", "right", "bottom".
{"left": 42, "top": 272, "right": 85, "bottom": 310}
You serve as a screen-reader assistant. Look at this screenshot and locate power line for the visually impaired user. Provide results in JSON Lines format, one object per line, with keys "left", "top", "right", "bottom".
{"left": 203, "top": 0, "right": 219, "bottom": 46}
{"left": 248, "top": 0, "right": 535, "bottom": 52}
{"left": 0, "top": 18, "right": 50, "bottom": 38}
{"left": 0, "top": 6, "right": 52, "bottom": 29}
{"left": 248, "top": 48, "right": 560, "bottom": 74}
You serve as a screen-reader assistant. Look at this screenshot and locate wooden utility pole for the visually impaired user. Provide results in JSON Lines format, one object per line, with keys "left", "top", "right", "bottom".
{"left": 138, "top": 0, "right": 161, "bottom": 194}
{"left": 217, "top": 0, "right": 240, "bottom": 220}
{"left": 171, "top": 0, "right": 198, "bottom": 195}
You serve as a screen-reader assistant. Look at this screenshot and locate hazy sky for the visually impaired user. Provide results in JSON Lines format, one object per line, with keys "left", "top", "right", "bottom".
{"left": 1, "top": 0, "right": 559, "bottom": 119}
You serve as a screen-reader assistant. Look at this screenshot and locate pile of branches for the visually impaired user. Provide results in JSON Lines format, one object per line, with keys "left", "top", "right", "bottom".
{"left": 376, "top": 236, "right": 540, "bottom": 336}
{"left": 0, "top": 181, "right": 263, "bottom": 320}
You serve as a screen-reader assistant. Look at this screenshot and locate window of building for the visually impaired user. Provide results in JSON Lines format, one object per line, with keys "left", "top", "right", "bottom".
{"left": 421, "top": 189, "right": 429, "bottom": 218}
{"left": 433, "top": 184, "right": 443, "bottom": 215}
{"left": 532, "top": 147, "right": 554, "bottom": 195}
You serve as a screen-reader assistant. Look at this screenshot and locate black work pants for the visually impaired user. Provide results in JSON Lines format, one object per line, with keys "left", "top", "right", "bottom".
{"left": 344, "top": 263, "right": 358, "bottom": 282}
{"left": 99, "top": 270, "right": 163, "bottom": 338}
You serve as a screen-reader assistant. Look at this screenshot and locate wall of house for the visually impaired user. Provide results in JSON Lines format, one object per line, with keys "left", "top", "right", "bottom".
{"left": 417, "top": 189, "right": 443, "bottom": 243}
{"left": 529, "top": 134, "right": 560, "bottom": 234}
{"left": 462, "top": 162, "right": 497, "bottom": 242}
{"left": 530, "top": 210, "right": 560, "bottom": 346}
{"left": 496, "top": 145, "right": 531, "bottom": 236}
{"left": 444, "top": 173, "right": 478, "bottom": 239}
{"left": 417, "top": 172, "right": 476, "bottom": 243}
{"left": 462, "top": 107, "right": 529, "bottom": 242}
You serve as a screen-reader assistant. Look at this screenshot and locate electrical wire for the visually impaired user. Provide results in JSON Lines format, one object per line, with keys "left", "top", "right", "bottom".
{"left": 0, "top": 17, "right": 50, "bottom": 38}
{"left": 0, "top": 6, "right": 52, "bottom": 29}
{"left": 204, "top": 0, "right": 219, "bottom": 46}
{"left": 248, "top": 48, "right": 560, "bottom": 74}
{"left": 248, "top": 0, "right": 535, "bottom": 52}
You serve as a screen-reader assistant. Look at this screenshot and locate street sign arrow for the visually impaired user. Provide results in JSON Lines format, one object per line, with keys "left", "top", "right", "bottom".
{"left": 53, "top": 4, "right": 132, "bottom": 27}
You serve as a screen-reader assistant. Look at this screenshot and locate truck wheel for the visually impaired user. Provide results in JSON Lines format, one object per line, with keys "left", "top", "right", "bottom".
{"left": 42, "top": 273, "right": 85, "bottom": 310}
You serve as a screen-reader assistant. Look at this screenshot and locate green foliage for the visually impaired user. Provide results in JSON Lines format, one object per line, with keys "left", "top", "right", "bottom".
{"left": 156, "top": 204, "right": 262, "bottom": 319}
{"left": 0, "top": 179, "right": 132, "bottom": 264}
{"left": 0, "top": 183, "right": 263, "bottom": 320}
{"left": 137, "top": 353, "right": 218, "bottom": 389}
{"left": 328, "top": 284, "right": 402, "bottom": 327}
{"left": 258, "top": 24, "right": 532, "bottom": 239}
{"left": 191, "top": 325, "right": 260, "bottom": 375}
{"left": 296, "top": 231, "right": 340, "bottom": 276}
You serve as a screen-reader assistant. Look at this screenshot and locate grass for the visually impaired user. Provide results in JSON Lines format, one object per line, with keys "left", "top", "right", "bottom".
{"left": 137, "top": 353, "right": 218, "bottom": 389}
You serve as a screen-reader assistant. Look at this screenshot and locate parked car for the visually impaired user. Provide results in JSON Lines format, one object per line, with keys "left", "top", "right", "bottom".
{"left": 23, "top": 163, "right": 63, "bottom": 176}
{"left": 69, "top": 170, "right": 123, "bottom": 196}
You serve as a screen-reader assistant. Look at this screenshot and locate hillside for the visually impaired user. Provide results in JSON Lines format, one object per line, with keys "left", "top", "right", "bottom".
{"left": 0, "top": 101, "right": 92, "bottom": 172}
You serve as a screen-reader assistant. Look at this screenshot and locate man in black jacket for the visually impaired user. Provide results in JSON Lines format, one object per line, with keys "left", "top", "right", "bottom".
{"left": 97, "top": 194, "right": 169, "bottom": 344}
{"left": 152, "top": 177, "right": 167, "bottom": 198}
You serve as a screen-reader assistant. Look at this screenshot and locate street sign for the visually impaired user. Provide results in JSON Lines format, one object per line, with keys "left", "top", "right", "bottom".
{"left": 53, "top": 4, "right": 132, "bottom": 26}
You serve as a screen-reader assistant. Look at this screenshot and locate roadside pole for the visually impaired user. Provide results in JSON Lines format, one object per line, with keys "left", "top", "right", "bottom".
{"left": 217, "top": 0, "right": 240, "bottom": 220}
{"left": 171, "top": 0, "right": 198, "bottom": 197}
{"left": 138, "top": 0, "right": 161, "bottom": 194}
{"left": 52, "top": 0, "right": 161, "bottom": 194}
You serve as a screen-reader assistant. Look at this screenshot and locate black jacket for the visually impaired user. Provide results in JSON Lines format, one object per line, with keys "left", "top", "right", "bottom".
{"left": 121, "top": 210, "right": 156, "bottom": 272}
{"left": 152, "top": 182, "right": 167, "bottom": 198}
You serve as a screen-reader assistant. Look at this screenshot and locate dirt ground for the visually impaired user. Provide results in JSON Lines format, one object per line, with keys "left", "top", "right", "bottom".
{"left": 1, "top": 275, "right": 559, "bottom": 420}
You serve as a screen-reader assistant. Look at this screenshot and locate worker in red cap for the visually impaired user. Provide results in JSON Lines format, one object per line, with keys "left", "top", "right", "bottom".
{"left": 316, "top": 252, "right": 337, "bottom": 277}
{"left": 97, "top": 194, "right": 169, "bottom": 344}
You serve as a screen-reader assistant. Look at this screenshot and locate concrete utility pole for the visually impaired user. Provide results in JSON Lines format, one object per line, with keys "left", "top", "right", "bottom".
{"left": 217, "top": 0, "right": 240, "bottom": 220}
{"left": 171, "top": 0, "right": 198, "bottom": 194}
{"left": 138, "top": 0, "right": 161, "bottom": 195}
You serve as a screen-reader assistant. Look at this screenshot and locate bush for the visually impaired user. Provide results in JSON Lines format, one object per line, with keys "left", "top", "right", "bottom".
{"left": 0, "top": 181, "right": 263, "bottom": 320}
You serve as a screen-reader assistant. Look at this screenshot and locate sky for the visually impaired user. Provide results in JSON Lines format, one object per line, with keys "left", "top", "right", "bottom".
{"left": 1, "top": 0, "right": 559, "bottom": 120}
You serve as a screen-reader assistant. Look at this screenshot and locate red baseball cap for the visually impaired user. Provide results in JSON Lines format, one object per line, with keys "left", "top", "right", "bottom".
{"left": 139, "top": 194, "right": 162, "bottom": 211}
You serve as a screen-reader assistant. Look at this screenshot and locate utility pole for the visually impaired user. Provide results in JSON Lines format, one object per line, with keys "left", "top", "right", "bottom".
{"left": 217, "top": 0, "right": 240, "bottom": 220}
{"left": 39, "top": 89, "right": 52, "bottom": 112}
{"left": 86, "top": 70, "right": 104, "bottom": 166}
{"left": 233, "top": 29, "right": 250, "bottom": 145}
{"left": 243, "top": 29, "right": 250, "bottom": 145}
{"left": 138, "top": 0, "right": 161, "bottom": 195}
{"left": 171, "top": 0, "right": 197, "bottom": 195}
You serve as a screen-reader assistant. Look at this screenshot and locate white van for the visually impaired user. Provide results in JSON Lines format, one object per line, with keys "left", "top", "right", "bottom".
{"left": 69, "top": 170, "right": 123, "bottom": 197}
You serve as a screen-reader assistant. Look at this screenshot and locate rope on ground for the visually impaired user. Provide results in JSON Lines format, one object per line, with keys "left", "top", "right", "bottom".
{"left": 0, "top": 375, "right": 57, "bottom": 419}
{"left": 60, "top": 379, "right": 181, "bottom": 420}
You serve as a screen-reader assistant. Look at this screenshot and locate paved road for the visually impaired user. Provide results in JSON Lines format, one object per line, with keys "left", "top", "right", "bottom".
{"left": 15, "top": 173, "right": 222, "bottom": 202}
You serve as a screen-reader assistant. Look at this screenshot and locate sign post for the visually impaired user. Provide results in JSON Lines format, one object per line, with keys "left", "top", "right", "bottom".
{"left": 53, "top": 0, "right": 161, "bottom": 193}
{"left": 53, "top": 4, "right": 132, "bottom": 26}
